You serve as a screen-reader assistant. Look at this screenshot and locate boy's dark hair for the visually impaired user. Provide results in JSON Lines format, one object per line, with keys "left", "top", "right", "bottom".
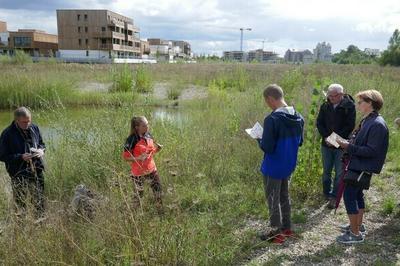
{"left": 263, "top": 84, "right": 284, "bottom": 100}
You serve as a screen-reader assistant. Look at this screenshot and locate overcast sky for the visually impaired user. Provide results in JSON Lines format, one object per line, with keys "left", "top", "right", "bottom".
{"left": 0, "top": 0, "right": 398, "bottom": 56}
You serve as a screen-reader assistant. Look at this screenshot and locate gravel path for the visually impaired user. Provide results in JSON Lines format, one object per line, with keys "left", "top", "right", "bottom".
{"left": 241, "top": 183, "right": 400, "bottom": 265}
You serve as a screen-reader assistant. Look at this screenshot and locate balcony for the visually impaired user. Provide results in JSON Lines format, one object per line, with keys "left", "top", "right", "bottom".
{"left": 108, "top": 18, "right": 125, "bottom": 27}
{"left": 126, "top": 23, "right": 139, "bottom": 33}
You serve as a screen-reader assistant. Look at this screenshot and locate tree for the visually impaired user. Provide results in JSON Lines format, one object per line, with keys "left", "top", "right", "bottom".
{"left": 332, "top": 45, "right": 376, "bottom": 64}
{"left": 380, "top": 29, "right": 400, "bottom": 66}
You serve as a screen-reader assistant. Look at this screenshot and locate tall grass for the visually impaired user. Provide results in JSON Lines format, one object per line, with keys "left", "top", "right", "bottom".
{"left": 0, "top": 63, "right": 399, "bottom": 264}
{"left": 111, "top": 64, "right": 134, "bottom": 92}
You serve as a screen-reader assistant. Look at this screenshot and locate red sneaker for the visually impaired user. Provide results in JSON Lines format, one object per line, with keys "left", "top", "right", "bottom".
{"left": 272, "top": 234, "right": 285, "bottom": 244}
{"left": 281, "top": 229, "right": 294, "bottom": 238}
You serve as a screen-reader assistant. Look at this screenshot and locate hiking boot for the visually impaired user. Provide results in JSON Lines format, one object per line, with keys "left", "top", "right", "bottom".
{"left": 281, "top": 229, "right": 295, "bottom": 238}
{"left": 339, "top": 223, "right": 367, "bottom": 235}
{"left": 271, "top": 234, "right": 285, "bottom": 244}
{"left": 327, "top": 198, "right": 336, "bottom": 209}
{"left": 259, "top": 228, "right": 281, "bottom": 241}
{"left": 336, "top": 231, "right": 364, "bottom": 244}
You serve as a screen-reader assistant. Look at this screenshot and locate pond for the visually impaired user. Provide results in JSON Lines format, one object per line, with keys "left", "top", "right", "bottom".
{"left": 0, "top": 106, "right": 188, "bottom": 144}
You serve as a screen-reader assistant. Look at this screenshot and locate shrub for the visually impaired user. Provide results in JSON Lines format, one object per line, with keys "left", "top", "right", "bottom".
{"left": 135, "top": 65, "right": 153, "bottom": 93}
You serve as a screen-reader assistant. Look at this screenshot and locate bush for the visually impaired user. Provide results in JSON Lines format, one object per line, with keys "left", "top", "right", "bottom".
{"left": 14, "top": 50, "right": 33, "bottom": 65}
{"left": 111, "top": 64, "right": 133, "bottom": 92}
{"left": 135, "top": 65, "right": 153, "bottom": 93}
{"left": 381, "top": 195, "right": 396, "bottom": 215}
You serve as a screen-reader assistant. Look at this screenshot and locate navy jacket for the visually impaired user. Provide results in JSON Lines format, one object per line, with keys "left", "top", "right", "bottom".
{"left": 258, "top": 107, "right": 304, "bottom": 179}
{"left": 347, "top": 112, "right": 388, "bottom": 174}
{"left": 0, "top": 122, "right": 45, "bottom": 177}
{"left": 316, "top": 95, "right": 356, "bottom": 147}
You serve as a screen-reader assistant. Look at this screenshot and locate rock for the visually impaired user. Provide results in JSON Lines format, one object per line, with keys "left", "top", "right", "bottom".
{"left": 70, "top": 184, "right": 96, "bottom": 220}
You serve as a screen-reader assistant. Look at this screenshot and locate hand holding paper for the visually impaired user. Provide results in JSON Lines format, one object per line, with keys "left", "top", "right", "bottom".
{"left": 325, "top": 132, "right": 347, "bottom": 148}
{"left": 245, "top": 122, "right": 263, "bottom": 139}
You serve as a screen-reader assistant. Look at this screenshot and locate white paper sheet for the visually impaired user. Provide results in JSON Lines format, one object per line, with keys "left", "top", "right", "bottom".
{"left": 245, "top": 122, "right": 263, "bottom": 139}
{"left": 326, "top": 132, "right": 346, "bottom": 148}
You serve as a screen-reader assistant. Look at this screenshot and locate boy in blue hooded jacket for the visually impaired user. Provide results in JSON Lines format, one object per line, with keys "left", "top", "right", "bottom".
{"left": 258, "top": 84, "right": 304, "bottom": 243}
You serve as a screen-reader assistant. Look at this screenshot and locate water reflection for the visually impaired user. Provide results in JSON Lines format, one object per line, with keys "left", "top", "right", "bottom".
{"left": 152, "top": 107, "right": 187, "bottom": 128}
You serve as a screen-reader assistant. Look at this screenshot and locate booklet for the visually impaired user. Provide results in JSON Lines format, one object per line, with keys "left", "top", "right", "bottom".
{"left": 245, "top": 122, "right": 263, "bottom": 139}
{"left": 326, "top": 132, "right": 346, "bottom": 148}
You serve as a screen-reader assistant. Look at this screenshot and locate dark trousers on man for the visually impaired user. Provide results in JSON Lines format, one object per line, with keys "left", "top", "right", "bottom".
{"left": 11, "top": 171, "right": 45, "bottom": 217}
{"left": 321, "top": 145, "right": 343, "bottom": 198}
{"left": 263, "top": 175, "right": 291, "bottom": 230}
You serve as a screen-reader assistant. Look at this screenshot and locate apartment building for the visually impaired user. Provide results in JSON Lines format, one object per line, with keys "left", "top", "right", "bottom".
{"left": 247, "top": 49, "right": 278, "bottom": 62}
{"left": 140, "top": 40, "right": 150, "bottom": 55}
{"left": 148, "top": 38, "right": 173, "bottom": 60}
{"left": 364, "top": 48, "right": 380, "bottom": 57}
{"left": 8, "top": 29, "right": 58, "bottom": 57}
{"left": 313, "top": 42, "right": 332, "bottom": 62}
{"left": 0, "top": 21, "right": 9, "bottom": 54}
{"left": 284, "top": 49, "right": 313, "bottom": 64}
{"left": 223, "top": 51, "right": 247, "bottom": 62}
{"left": 171, "top": 40, "right": 191, "bottom": 58}
{"left": 57, "top": 9, "right": 141, "bottom": 61}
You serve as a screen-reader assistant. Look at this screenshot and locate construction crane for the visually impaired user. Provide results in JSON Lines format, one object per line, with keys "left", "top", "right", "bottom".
{"left": 204, "top": 25, "right": 253, "bottom": 51}
{"left": 239, "top": 28, "right": 252, "bottom": 52}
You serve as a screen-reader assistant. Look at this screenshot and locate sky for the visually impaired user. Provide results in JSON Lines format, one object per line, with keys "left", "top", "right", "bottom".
{"left": 0, "top": 0, "right": 399, "bottom": 56}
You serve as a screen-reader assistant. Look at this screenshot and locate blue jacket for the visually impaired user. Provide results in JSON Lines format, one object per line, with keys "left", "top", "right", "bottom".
{"left": 258, "top": 107, "right": 304, "bottom": 179}
{"left": 347, "top": 112, "right": 389, "bottom": 174}
{"left": 0, "top": 122, "right": 45, "bottom": 177}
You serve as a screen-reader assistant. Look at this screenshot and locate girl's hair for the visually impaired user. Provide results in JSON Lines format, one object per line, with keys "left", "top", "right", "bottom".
{"left": 129, "top": 116, "right": 147, "bottom": 136}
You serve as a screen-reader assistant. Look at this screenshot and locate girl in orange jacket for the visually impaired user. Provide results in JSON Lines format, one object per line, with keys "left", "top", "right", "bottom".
{"left": 122, "top": 116, "right": 162, "bottom": 210}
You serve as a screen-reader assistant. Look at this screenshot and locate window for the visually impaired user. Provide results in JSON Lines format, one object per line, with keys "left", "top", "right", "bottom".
{"left": 14, "top": 37, "right": 32, "bottom": 47}
{"left": 84, "top": 14, "right": 88, "bottom": 21}
{"left": 101, "top": 27, "right": 106, "bottom": 32}
{"left": 85, "top": 39, "right": 88, "bottom": 45}
{"left": 78, "top": 39, "right": 81, "bottom": 46}
{"left": 101, "top": 39, "right": 106, "bottom": 44}
{"left": 78, "top": 27, "right": 81, "bottom": 33}
{"left": 85, "top": 27, "right": 88, "bottom": 33}
{"left": 77, "top": 14, "right": 80, "bottom": 21}
{"left": 86, "top": 50, "right": 89, "bottom": 57}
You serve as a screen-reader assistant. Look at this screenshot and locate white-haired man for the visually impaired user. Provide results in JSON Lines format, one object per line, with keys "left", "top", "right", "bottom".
{"left": 0, "top": 107, "right": 46, "bottom": 218}
{"left": 317, "top": 84, "right": 356, "bottom": 208}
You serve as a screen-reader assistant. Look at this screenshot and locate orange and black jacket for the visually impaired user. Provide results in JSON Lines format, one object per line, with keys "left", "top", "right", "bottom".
{"left": 122, "top": 133, "right": 157, "bottom": 176}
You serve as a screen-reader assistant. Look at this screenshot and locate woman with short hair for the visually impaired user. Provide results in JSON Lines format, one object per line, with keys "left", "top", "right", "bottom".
{"left": 336, "top": 90, "right": 389, "bottom": 244}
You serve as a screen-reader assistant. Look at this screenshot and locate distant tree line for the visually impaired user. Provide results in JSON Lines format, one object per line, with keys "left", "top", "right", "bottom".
{"left": 380, "top": 29, "right": 400, "bottom": 66}
{"left": 332, "top": 29, "right": 400, "bottom": 66}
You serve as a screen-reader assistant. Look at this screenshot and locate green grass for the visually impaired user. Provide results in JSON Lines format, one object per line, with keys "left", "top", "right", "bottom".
{"left": 0, "top": 63, "right": 400, "bottom": 264}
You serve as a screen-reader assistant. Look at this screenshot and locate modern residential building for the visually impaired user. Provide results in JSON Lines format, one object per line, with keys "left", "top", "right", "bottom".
{"left": 8, "top": 29, "right": 58, "bottom": 57}
{"left": 140, "top": 39, "right": 150, "bottom": 56}
{"left": 223, "top": 51, "right": 247, "bottom": 62}
{"left": 313, "top": 42, "right": 332, "bottom": 62}
{"left": 0, "top": 21, "right": 9, "bottom": 54}
{"left": 56, "top": 9, "right": 141, "bottom": 62}
{"left": 147, "top": 38, "right": 192, "bottom": 61}
{"left": 247, "top": 49, "right": 278, "bottom": 62}
{"left": 171, "top": 40, "right": 191, "bottom": 58}
{"left": 364, "top": 48, "right": 380, "bottom": 57}
{"left": 148, "top": 38, "right": 173, "bottom": 61}
{"left": 284, "top": 49, "right": 313, "bottom": 64}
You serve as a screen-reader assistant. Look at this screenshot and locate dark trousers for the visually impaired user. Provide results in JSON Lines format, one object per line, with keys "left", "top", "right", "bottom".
{"left": 131, "top": 171, "right": 162, "bottom": 206}
{"left": 11, "top": 171, "right": 45, "bottom": 217}
{"left": 321, "top": 145, "right": 343, "bottom": 198}
{"left": 263, "top": 175, "right": 291, "bottom": 230}
{"left": 343, "top": 184, "right": 365, "bottom": 215}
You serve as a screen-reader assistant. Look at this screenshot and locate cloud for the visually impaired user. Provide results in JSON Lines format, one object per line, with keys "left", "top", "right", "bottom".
{"left": 0, "top": 0, "right": 398, "bottom": 56}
